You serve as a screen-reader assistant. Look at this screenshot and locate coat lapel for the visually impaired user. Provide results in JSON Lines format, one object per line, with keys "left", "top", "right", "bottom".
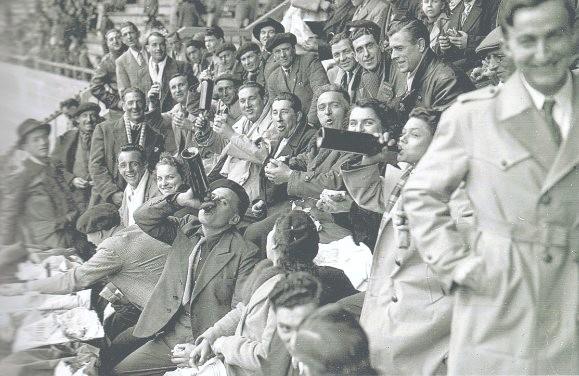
{"left": 498, "top": 73, "right": 558, "bottom": 171}
{"left": 190, "top": 231, "right": 236, "bottom": 303}
{"left": 542, "top": 72, "right": 579, "bottom": 193}
{"left": 461, "top": 1, "right": 482, "bottom": 33}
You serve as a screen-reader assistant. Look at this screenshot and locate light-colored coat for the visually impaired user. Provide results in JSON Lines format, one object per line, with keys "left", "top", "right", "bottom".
{"left": 342, "top": 163, "right": 473, "bottom": 375}
{"left": 403, "top": 70, "right": 579, "bottom": 375}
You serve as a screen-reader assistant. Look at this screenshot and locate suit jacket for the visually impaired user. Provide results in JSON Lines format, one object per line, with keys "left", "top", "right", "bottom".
{"left": 132, "top": 195, "right": 260, "bottom": 339}
{"left": 403, "top": 70, "right": 579, "bottom": 374}
{"left": 90, "top": 51, "right": 122, "bottom": 110}
{"left": 266, "top": 53, "right": 329, "bottom": 124}
{"left": 88, "top": 114, "right": 170, "bottom": 206}
{"left": 342, "top": 163, "right": 472, "bottom": 375}
{"left": 116, "top": 51, "right": 192, "bottom": 112}
{"left": 352, "top": 0, "right": 392, "bottom": 38}
{"left": 51, "top": 129, "right": 92, "bottom": 209}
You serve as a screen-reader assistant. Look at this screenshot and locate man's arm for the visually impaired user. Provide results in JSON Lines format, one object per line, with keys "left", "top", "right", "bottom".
{"left": 226, "top": 134, "right": 271, "bottom": 165}
{"left": 287, "top": 152, "right": 350, "bottom": 199}
{"left": 230, "top": 242, "right": 260, "bottom": 309}
{"left": 89, "top": 123, "right": 121, "bottom": 203}
{"left": 90, "top": 57, "right": 120, "bottom": 110}
{"left": 115, "top": 56, "right": 130, "bottom": 99}
{"left": 133, "top": 194, "right": 188, "bottom": 245}
{"left": 26, "top": 247, "right": 123, "bottom": 294}
{"left": 403, "top": 107, "right": 472, "bottom": 292}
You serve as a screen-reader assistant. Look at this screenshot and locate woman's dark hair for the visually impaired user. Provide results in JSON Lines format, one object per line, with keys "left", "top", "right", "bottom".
{"left": 294, "top": 304, "right": 378, "bottom": 376}
{"left": 272, "top": 210, "right": 320, "bottom": 274}
{"left": 352, "top": 98, "right": 399, "bottom": 137}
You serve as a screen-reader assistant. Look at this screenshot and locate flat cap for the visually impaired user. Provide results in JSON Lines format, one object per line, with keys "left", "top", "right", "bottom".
{"left": 72, "top": 102, "right": 101, "bottom": 118}
{"left": 185, "top": 38, "right": 204, "bottom": 50}
{"left": 252, "top": 17, "right": 285, "bottom": 41}
{"left": 214, "top": 42, "right": 237, "bottom": 56}
{"left": 476, "top": 27, "right": 503, "bottom": 55}
{"left": 17, "top": 119, "right": 50, "bottom": 144}
{"left": 236, "top": 42, "right": 261, "bottom": 60}
{"left": 76, "top": 203, "right": 121, "bottom": 234}
{"left": 205, "top": 25, "right": 224, "bottom": 39}
{"left": 265, "top": 32, "right": 297, "bottom": 52}
{"left": 214, "top": 72, "right": 242, "bottom": 86}
{"left": 209, "top": 178, "right": 250, "bottom": 215}
{"left": 347, "top": 20, "right": 381, "bottom": 42}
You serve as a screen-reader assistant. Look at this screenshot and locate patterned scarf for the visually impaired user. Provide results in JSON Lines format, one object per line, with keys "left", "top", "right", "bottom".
{"left": 123, "top": 113, "right": 147, "bottom": 146}
{"left": 384, "top": 166, "right": 414, "bottom": 213}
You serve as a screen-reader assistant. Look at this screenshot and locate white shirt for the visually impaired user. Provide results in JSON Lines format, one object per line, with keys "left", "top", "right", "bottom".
{"left": 148, "top": 56, "right": 167, "bottom": 84}
{"left": 124, "top": 170, "right": 150, "bottom": 226}
{"left": 521, "top": 72, "right": 573, "bottom": 141}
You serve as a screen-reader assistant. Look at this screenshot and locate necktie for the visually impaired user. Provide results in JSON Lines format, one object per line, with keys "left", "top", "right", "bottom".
{"left": 155, "top": 63, "right": 160, "bottom": 75}
{"left": 182, "top": 237, "right": 207, "bottom": 305}
{"left": 136, "top": 51, "right": 144, "bottom": 66}
{"left": 542, "top": 98, "right": 562, "bottom": 146}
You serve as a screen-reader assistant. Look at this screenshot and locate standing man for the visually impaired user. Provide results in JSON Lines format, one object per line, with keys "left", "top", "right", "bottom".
{"left": 113, "top": 179, "right": 260, "bottom": 374}
{"left": 52, "top": 102, "right": 103, "bottom": 213}
{"left": 89, "top": 88, "right": 170, "bottom": 207}
{"left": 404, "top": 0, "right": 579, "bottom": 373}
{"left": 329, "top": 32, "right": 359, "bottom": 99}
{"left": 266, "top": 33, "right": 329, "bottom": 124}
{"left": 115, "top": 22, "right": 148, "bottom": 98}
{"left": 90, "top": 28, "right": 127, "bottom": 113}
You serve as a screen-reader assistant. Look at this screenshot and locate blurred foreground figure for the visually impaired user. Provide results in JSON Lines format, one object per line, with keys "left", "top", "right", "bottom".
{"left": 404, "top": 0, "right": 579, "bottom": 373}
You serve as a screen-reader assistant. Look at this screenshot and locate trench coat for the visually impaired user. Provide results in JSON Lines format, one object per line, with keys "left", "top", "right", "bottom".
{"left": 403, "top": 70, "right": 579, "bottom": 374}
{"left": 342, "top": 163, "right": 473, "bottom": 374}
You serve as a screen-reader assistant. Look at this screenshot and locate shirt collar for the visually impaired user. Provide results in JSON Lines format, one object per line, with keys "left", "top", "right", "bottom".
{"left": 194, "top": 226, "right": 232, "bottom": 249}
{"left": 520, "top": 71, "right": 572, "bottom": 110}
{"left": 149, "top": 56, "right": 167, "bottom": 68}
{"left": 126, "top": 169, "right": 150, "bottom": 195}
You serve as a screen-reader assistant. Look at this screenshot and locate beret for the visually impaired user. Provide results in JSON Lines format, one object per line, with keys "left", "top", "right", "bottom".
{"left": 185, "top": 38, "right": 204, "bottom": 50}
{"left": 76, "top": 203, "right": 121, "bottom": 234}
{"left": 205, "top": 26, "right": 224, "bottom": 39}
{"left": 265, "top": 32, "right": 297, "bottom": 52}
{"left": 209, "top": 178, "right": 250, "bottom": 215}
{"left": 72, "top": 102, "right": 101, "bottom": 118}
{"left": 476, "top": 27, "right": 503, "bottom": 55}
{"left": 214, "top": 42, "right": 237, "bottom": 56}
{"left": 252, "top": 17, "right": 285, "bottom": 41}
{"left": 17, "top": 119, "right": 50, "bottom": 144}
{"left": 236, "top": 42, "right": 261, "bottom": 60}
{"left": 276, "top": 210, "right": 319, "bottom": 262}
{"left": 214, "top": 72, "right": 242, "bottom": 86}
{"left": 347, "top": 20, "right": 381, "bottom": 42}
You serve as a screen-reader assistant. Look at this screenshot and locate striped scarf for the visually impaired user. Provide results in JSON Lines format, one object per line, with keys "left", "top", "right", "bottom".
{"left": 123, "top": 113, "right": 147, "bottom": 147}
{"left": 384, "top": 166, "right": 414, "bottom": 213}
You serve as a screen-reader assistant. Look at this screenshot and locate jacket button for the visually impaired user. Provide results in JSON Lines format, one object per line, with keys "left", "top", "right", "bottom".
{"left": 539, "top": 195, "right": 551, "bottom": 205}
{"left": 500, "top": 160, "right": 507, "bottom": 168}
{"left": 391, "top": 295, "right": 398, "bottom": 303}
{"left": 543, "top": 254, "right": 553, "bottom": 263}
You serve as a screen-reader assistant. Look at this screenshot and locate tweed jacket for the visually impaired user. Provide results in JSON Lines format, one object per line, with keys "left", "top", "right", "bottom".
{"left": 90, "top": 51, "right": 122, "bottom": 110}
{"left": 266, "top": 53, "right": 329, "bottom": 124}
{"left": 51, "top": 129, "right": 92, "bottom": 209}
{"left": 342, "top": 163, "right": 473, "bottom": 375}
{"left": 88, "top": 113, "right": 171, "bottom": 206}
{"left": 116, "top": 51, "right": 192, "bottom": 112}
{"left": 132, "top": 195, "right": 260, "bottom": 339}
{"left": 404, "top": 70, "right": 579, "bottom": 374}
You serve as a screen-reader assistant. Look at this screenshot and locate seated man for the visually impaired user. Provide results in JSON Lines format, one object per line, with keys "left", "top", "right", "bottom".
{"left": 236, "top": 42, "right": 265, "bottom": 85}
{"left": 0, "top": 120, "right": 87, "bottom": 251}
{"left": 212, "top": 73, "right": 243, "bottom": 126}
{"left": 52, "top": 102, "right": 103, "bottom": 213}
{"left": 113, "top": 179, "right": 260, "bottom": 374}
{"left": 469, "top": 27, "right": 516, "bottom": 87}
{"left": 340, "top": 107, "right": 473, "bottom": 374}
{"left": 213, "top": 42, "right": 244, "bottom": 76}
{"left": 117, "top": 144, "right": 159, "bottom": 227}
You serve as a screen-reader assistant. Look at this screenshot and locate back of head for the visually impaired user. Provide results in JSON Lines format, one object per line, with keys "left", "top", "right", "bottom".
{"left": 294, "top": 304, "right": 377, "bottom": 376}
{"left": 387, "top": 17, "right": 430, "bottom": 45}
{"left": 269, "top": 272, "right": 322, "bottom": 311}
{"left": 273, "top": 210, "right": 320, "bottom": 269}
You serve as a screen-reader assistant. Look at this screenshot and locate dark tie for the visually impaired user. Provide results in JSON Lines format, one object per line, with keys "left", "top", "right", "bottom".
{"left": 542, "top": 98, "right": 562, "bottom": 146}
{"left": 155, "top": 63, "right": 160, "bottom": 75}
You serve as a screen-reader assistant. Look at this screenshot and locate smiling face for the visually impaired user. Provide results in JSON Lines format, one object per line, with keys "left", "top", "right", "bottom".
{"left": 259, "top": 25, "right": 276, "bottom": 47}
{"left": 146, "top": 34, "right": 167, "bottom": 63}
{"left": 118, "top": 150, "right": 146, "bottom": 188}
{"left": 397, "top": 117, "right": 434, "bottom": 164}
{"left": 238, "top": 86, "right": 265, "bottom": 122}
{"left": 275, "top": 303, "right": 318, "bottom": 354}
{"left": 215, "top": 79, "right": 237, "bottom": 106}
{"left": 390, "top": 29, "right": 425, "bottom": 74}
{"left": 352, "top": 34, "right": 380, "bottom": 71}
{"left": 106, "top": 30, "right": 123, "bottom": 53}
{"left": 503, "top": 0, "right": 574, "bottom": 95}
{"left": 198, "top": 187, "right": 240, "bottom": 229}
{"left": 272, "top": 42, "right": 296, "bottom": 68}
{"left": 156, "top": 164, "right": 183, "bottom": 195}
{"left": 77, "top": 110, "right": 99, "bottom": 135}
{"left": 240, "top": 50, "right": 260, "bottom": 72}
{"left": 169, "top": 75, "right": 189, "bottom": 104}
{"left": 348, "top": 106, "right": 382, "bottom": 134}
{"left": 317, "top": 91, "right": 348, "bottom": 129}
{"left": 120, "top": 25, "right": 139, "bottom": 49}
{"left": 331, "top": 38, "right": 357, "bottom": 72}
{"left": 272, "top": 99, "right": 300, "bottom": 138}
{"left": 21, "top": 128, "right": 50, "bottom": 159}
{"left": 122, "top": 91, "right": 146, "bottom": 122}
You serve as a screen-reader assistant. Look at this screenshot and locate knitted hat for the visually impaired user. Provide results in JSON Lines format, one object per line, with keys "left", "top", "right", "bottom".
{"left": 276, "top": 210, "right": 319, "bottom": 262}
{"left": 76, "top": 203, "right": 121, "bottom": 234}
{"left": 209, "top": 178, "right": 250, "bottom": 215}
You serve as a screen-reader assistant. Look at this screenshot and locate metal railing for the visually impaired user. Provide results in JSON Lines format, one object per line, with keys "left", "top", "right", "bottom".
{"left": 0, "top": 52, "right": 94, "bottom": 81}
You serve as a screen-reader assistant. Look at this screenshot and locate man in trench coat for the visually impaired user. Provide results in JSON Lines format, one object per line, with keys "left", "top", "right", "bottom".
{"left": 404, "top": 0, "right": 579, "bottom": 373}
